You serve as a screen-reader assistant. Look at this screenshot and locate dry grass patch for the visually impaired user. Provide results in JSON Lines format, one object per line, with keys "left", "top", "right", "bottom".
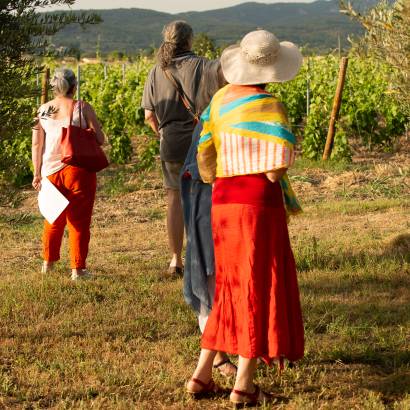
{"left": 0, "top": 156, "right": 409, "bottom": 409}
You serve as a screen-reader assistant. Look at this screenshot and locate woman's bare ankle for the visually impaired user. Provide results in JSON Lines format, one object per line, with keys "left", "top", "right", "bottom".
{"left": 187, "top": 372, "right": 212, "bottom": 393}
{"left": 169, "top": 254, "right": 183, "bottom": 268}
{"left": 42, "top": 261, "right": 54, "bottom": 273}
{"left": 233, "top": 379, "right": 255, "bottom": 394}
{"left": 213, "top": 351, "right": 228, "bottom": 365}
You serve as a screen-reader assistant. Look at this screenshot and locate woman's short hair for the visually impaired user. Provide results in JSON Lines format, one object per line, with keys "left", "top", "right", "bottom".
{"left": 50, "top": 68, "right": 77, "bottom": 96}
{"left": 157, "top": 21, "right": 194, "bottom": 69}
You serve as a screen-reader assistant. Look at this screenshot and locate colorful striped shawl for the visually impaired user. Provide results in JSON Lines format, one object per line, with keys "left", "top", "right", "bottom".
{"left": 197, "top": 84, "right": 302, "bottom": 215}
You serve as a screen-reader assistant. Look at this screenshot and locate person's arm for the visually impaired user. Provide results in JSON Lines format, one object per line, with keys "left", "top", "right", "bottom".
{"left": 142, "top": 68, "right": 159, "bottom": 138}
{"left": 197, "top": 126, "right": 217, "bottom": 183}
{"left": 266, "top": 168, "right": 288, "bottom": 183}
{"left": 32, "top": 118, "right": 45, "bottom": 191}
{"left": 83, "top": 103, "right": 105, "bottom": 146}
{"left": 197, "top": 141, "right": 217, "bottom": 184}
{"left": 145, "top": 109, "right": 160, "bottom": 138}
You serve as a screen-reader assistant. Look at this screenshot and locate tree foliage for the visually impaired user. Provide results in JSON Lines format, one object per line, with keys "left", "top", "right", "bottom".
{"left": 341, "top": 0, "right": 410, "bottom": 116}
{"left": 192, "top": 33, "right": 220, "bottom": 60}
{"left": 0, "top": 1, "right": 100, "bottom": 183}
{"left": 268, "top": 55, "right": 407, "bottom": 160}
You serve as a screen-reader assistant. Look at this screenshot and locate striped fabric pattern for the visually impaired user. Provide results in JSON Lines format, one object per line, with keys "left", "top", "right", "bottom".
{"left": 219, "top": 132, "right": 295, "bottom": 176}
{"left": 197, "top": 84, "right": 302, "bottom": 215}
{"left": 198, "top": 84, "right": 296, "bottom": 178}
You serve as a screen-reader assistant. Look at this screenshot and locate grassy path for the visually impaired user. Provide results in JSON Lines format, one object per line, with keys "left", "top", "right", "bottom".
{"left": 0, "top": 158, "right": 409, "bottom": 409}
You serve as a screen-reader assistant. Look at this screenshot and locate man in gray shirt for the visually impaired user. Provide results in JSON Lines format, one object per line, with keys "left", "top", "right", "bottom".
{"left": 142, "top": 20, "right": 221, "bottom": 276}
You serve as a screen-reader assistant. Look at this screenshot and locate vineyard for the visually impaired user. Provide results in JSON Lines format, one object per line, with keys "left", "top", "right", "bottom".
{"left": 0, "top": 53, "right": 408, "bottom": 188}
{"left": 1, "top": 1, "right": 410, "bottom": 408}
{"left": 1, "top": 116, "right": 409, "bottom": 409}
{"left": 48, "top": 56, "right": 410, "bottom": 161}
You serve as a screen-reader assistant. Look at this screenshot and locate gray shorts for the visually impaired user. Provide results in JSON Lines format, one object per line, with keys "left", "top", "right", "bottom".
{"left": 161, "top": 161, "right": 184, "bottom": 190}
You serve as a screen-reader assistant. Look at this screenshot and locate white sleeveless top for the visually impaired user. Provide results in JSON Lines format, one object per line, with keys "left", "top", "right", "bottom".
{"left": 39, "top": 101, "right": 87, "bottom": 177}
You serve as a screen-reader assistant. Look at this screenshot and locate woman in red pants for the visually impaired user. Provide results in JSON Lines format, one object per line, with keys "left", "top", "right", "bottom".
{"left": 32, "top": 68, "right": 105, "bottom": 280}
{"left": 186, "top": 30, "right": 304, "bottom": 407}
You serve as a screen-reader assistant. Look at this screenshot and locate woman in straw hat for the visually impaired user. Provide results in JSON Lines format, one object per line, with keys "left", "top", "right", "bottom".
{"left": 186, "top": 30, "right": 304, "bottom": 406}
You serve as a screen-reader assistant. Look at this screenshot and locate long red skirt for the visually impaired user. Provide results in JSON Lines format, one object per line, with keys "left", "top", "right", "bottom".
{"left": 201, "top": 174, "right": 304, "bottom": 364}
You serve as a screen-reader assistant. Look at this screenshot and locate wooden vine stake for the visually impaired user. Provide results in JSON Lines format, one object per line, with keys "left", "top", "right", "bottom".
{"left": 323, "top": 57, "right": 349, "bottom": 160}
{"left": 77, "top": 65, "right": 81, "bottom": 101}
{"left": 40, "top": 68, "right": 50, "bottom": 105}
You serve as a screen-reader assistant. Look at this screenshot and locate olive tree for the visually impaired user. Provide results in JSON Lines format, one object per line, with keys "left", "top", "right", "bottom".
{"left": 341, "top": 0, "right": 410, "bottom": 115}
{"left": 0, "top": 1, "right": 100, "bottom": 184}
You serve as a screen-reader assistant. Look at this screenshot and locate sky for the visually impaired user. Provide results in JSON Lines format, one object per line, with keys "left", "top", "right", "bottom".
{"left": 46, "top": 0, "right": 316, "bottom": 13}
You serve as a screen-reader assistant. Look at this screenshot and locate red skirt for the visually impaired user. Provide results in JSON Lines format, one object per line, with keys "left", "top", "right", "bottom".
{"left": 201, "top": 174, "right": 304, "bottom": 364}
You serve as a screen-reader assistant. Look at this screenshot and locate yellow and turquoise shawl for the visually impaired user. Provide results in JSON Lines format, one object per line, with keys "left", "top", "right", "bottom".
{"left": 197, "top": 84, "right": 302, "bottom": 215}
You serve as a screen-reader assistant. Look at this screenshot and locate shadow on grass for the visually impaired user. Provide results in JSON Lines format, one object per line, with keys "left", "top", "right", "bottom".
{"left": 298, "top": 236, "right": 410, "bottom": 390}
{"left": 323, "top": 348, "right": 410, "bottom": 399}
{"left": 0, "top": 212, "right": 41, "bottom": 227}
{"left": 302, "top": 273, "right": 410, "bottom": 301}
{"left": 0, "top": 183, "right": 25, "bottom": 208}
{"left": 324, "top": 347, "right": 410, "bottom": 368}
{"left": 365, "top": 371, "right": 410, "bottom": 398}
{"left": 296, "top": 233, "right": 410, "bottom": 272}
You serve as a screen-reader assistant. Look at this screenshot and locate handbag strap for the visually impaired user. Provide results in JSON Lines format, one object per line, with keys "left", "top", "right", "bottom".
{"left": 70, "top": 99, "right": 87, "bottom": 129}
{"left": 163, "top": 69, "right": 200, "bottom": 124}
{"left": 78, "top": 100, "right": 83, "bottom": 129}
{"left": 69, "top": 100, "right": 76, "bottom": 127}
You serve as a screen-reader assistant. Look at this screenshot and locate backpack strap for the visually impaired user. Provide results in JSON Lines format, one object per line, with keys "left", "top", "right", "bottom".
{"left": 163, "top": 69, "right": 200, "bottom": 124}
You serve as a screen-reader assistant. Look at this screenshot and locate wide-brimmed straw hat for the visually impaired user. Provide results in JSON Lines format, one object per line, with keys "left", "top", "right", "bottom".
{"left": 221, "top": 30, "right": 303, "bottom": 85}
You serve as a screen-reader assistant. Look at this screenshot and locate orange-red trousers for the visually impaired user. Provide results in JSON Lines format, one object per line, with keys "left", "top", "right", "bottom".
{"left": 42, "top": 165, "right": 97, "bottom": 269}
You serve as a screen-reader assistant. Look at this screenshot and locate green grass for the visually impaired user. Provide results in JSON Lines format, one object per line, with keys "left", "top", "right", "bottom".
{"left": 0, "top": 160, "right": 409, "bottom": 409}
{"left": 306, "top": 198, "right": 408, "bottom": 216}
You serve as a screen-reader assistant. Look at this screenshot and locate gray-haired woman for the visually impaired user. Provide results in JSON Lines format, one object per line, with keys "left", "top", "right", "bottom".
{"left": 32, "top": 68, "right": 105, "bottom": 280}
{"left": 142, "top": 20, "right": 221, "bottom": 278}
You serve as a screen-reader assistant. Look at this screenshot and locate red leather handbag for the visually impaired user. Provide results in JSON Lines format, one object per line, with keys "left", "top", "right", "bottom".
{"left": 61, "top": 100, "right": 109, "bottom": 172}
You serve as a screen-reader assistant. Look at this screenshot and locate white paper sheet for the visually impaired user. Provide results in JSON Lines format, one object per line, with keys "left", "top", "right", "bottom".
{"left": 38, "top": 178, "right": 69, "bottom": 224}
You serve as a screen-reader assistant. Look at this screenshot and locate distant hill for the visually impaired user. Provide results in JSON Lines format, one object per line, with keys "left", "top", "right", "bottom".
{"left": 49, "top": 0, "right": 381, "bottom": 55}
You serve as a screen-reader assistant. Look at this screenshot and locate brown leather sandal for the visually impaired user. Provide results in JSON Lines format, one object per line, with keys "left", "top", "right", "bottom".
{"left": 230, "top": 385, "right": 270, "bottom": 408}
{"left": 186, "top": 378, "right": 220, "bottom": 399}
